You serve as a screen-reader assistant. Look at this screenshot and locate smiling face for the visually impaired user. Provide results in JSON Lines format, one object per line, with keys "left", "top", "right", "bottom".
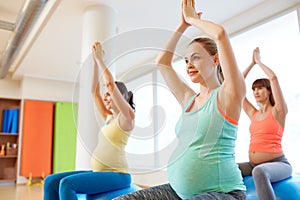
{"left": 184, "top": 42, "right": 217, "bottom": 85}
{"left": 103, "top": 91, "right": 112, "bottom": 110}
{"left": 103, "top": 89, "right": 127, "bottom": 111}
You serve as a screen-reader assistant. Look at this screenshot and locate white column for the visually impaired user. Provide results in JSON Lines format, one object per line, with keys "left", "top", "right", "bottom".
{"left": 80, "top": 5, "right": 117, "bottom": 62}
{"left": 297, "top": 6, "right": 300, "bottom": 35}
{"left": 76, "top": 5, "right": 117, "bottom": 170}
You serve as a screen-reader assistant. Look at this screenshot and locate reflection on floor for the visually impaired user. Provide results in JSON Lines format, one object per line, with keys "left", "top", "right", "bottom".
{"left": 0, "top": 183, "right": 43, "bottom": 200}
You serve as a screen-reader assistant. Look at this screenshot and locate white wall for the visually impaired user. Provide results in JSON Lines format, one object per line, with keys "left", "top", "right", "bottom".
{"left": 21, "top": 76, "right": 77, "bottom": 102}
{"left": 0, "top": 74, "right": 21, "bottom": 99}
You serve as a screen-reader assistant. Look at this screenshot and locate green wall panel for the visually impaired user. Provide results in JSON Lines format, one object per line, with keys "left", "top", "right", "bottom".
{"left": 53, "top": 102, "right": 78, "bottom": 173}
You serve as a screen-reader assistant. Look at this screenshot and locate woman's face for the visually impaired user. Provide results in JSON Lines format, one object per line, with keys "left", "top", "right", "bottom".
{"left": 103, "top": 91, "right": 112, "bottom": 110}
{"left": 252, "top": 86, "right": 270, "bottom": 103}
{"left": 184, "top": 42, "right": 216, "bottom": 85}
{"left": 103, "top": 90, "right": 126, "bottom": 111}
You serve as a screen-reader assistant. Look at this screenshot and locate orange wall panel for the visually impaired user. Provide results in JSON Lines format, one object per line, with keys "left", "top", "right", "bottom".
{"left": 20, "top": 100, "right": 54, "bottom": 178}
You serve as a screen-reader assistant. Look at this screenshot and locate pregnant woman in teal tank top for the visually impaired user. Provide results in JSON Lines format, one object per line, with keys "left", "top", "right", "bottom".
{"left": 115, "top": 0, "right": 246, "bottom": 199}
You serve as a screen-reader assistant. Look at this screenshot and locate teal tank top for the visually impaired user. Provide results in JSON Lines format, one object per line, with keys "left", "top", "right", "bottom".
{"left": 167, "top": 88, "right": 245, "bottom": 199}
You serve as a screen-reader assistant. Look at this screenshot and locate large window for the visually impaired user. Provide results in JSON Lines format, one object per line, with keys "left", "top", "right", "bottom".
{"left": 126, "top": 73, "right": 156, "bottom": 169}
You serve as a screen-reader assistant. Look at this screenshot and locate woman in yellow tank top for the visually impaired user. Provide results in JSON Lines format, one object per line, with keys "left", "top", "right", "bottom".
{"left": 44, "top": 41, "right": 135, "bottom": 200}
{"left": 238, "top": 47, "right": 292, "bottom": 200}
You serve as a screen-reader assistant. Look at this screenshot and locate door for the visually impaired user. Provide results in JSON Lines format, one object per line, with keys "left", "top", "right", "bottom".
{"left": 20, "top": 100, "right": 54, "bottom": 178}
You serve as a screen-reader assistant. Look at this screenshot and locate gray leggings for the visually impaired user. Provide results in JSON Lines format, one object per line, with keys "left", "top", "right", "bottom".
{"left": 113, "top": 183, "right": 246, "bottom": 200}
{"left": 238, "top": 155, "right": 292, "bottom": 200}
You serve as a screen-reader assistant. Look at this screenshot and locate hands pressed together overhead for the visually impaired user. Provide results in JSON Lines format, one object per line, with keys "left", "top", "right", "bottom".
{"left": 92, "top": 41, "right": 105, "bottom": 62}
{"left": 252, "top": 47, "right": 262, "bottom": 65}
{"left": 181, "top": 0, "right": 202, "bottom": 27}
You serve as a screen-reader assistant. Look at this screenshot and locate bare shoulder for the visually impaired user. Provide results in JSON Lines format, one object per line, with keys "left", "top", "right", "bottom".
{"left": 118, "top": 112, "right": 135, "bottom": 132}
{"left": 218, "top": 84, "right": 243, "bottom": 121}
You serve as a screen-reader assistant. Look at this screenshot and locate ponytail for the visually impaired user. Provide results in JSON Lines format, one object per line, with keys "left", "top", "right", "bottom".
{"left": 127, "top": 91, "right": 135, "bottom": 111}
{"left": 115, "top": 81, "right": 136, "bottom": 111}
{"left": 217, "top": 64, "right": 224, "bottom": 84}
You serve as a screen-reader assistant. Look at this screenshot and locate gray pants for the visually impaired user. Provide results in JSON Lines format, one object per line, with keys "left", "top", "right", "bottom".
{"left": 238, "top": 155, "right": 292, "bottom": 200}
{"left": 113, "top": 183, "right": 246, "bottom": 200}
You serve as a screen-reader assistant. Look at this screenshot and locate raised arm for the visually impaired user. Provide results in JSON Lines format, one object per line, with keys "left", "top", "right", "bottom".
{"left": 155, "top": 4, "right": 196, "bottom": 107}
{"left": 91, "top": 57, "right": 112, "bottom": 120}
{"left": 182, "top": 0, "right": 246, "bottom": 120}
{"left": 92, "top": 41, "right": 135, "bottom": 130}
{"left": 254, "top": 48, "right": 288, "bottom": 120}
{"left": 242, "top": 49, "right": 257, "bottom": 118}
{"left": 242, "top": 50, "right": 256, "bottom": 78}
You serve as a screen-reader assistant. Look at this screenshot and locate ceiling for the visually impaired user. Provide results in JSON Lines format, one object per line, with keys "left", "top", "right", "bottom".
{"left": 0, "top": 0, "right": 300, "bottom": 83}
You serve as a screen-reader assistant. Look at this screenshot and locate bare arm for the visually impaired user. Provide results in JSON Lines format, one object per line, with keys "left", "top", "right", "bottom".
{"left": 91, "top": 58, "right": 112, "bottom": 120}
{"left": 242, "top": 52, "right": 255, "bottom": 78}
{"left": 156, "top": 8, "right": 195, "bottom": 107}
{"left": 92, "top": 41, "right": 135, "bottom": 131}
{"left": 182, "top": 0, "right": 246, "bottom": 120}
{"left": 254, "top": 48, "right": 288, "bottom": 121}
{"left": 242, "top": 49, "right": 257, "bottom": 118}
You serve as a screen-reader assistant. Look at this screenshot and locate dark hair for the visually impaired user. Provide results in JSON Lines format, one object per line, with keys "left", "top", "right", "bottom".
{"left": 189, "top": 37, "right": 223, "bottom": 83}
{"left": 216, "top": 64, "right": 223, "bottom": 84}
{"left": 115, "top": 81, "right": 136, "bottom": 111}
{"left": 252, "top": 78, "right": 275, "bottom": 106}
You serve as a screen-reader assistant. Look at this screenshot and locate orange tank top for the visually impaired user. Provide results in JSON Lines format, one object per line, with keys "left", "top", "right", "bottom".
{"left": 249, "top": 110, "right": 283, "bottom": 153}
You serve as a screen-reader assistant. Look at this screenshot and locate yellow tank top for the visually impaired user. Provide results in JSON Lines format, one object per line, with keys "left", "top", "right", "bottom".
{"left": 91, "top": 115, "right": 130, "bottom": 173}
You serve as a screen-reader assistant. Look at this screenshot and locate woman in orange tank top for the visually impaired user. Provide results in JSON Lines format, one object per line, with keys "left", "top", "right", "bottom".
{"left": 238, "top": 47, "right": 292, "bottom": 200}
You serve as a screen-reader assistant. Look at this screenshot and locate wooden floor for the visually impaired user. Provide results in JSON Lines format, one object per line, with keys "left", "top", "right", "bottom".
{"left": 0, "top": 184, "right": 43, "bottom": 200}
